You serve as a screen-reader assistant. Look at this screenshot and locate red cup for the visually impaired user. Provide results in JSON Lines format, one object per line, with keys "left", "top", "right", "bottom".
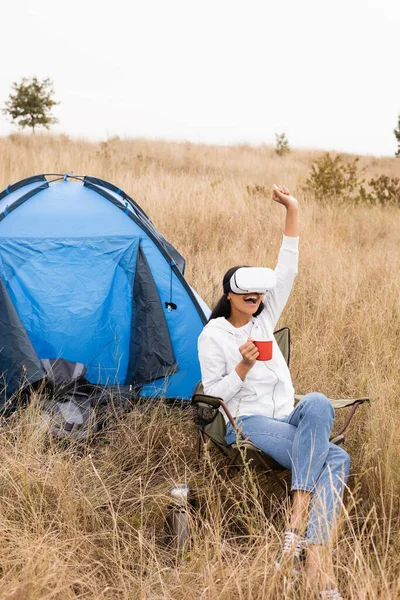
{"left": 253, "top": 340, "right": 273, "bottom": 361}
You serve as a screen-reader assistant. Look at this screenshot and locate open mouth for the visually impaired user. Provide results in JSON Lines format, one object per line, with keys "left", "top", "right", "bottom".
{"left": 243, "top": 294, "right": 259, "bottom": 305}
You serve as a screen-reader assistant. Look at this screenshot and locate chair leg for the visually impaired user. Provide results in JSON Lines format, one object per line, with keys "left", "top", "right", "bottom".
{"left": 335, "top": 400, "right": 364, "bottom": 437}
{"left": 196, "top": 430, "right": 206, "bottom": 459}
{"left": 228, "top": 449, "right": 241, "bottom": 467}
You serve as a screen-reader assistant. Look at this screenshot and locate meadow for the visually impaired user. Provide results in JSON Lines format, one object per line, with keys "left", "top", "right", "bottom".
{"left": 0, "top": 134, "right": 399, "bottom": 599}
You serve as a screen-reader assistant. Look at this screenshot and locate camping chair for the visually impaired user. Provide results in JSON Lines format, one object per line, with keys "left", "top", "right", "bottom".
{"left": 192, "top": 327, "right": 369, "bottom": 492}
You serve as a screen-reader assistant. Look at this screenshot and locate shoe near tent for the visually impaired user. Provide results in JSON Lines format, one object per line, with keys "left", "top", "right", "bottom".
{"left": 0, "top": 173, "right": 210, "bottom": 410}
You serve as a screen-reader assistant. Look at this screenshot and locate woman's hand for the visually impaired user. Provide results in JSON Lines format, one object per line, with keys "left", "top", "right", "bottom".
{"left": 239, "top": 339, "right": 259, "bottom": 366}
{"left": 272, "top": 184, "right": 298, "bottom": 209}
{"left": 235, "top": 339, "right": 259, "bottom": 381}
{"left": 272, "top": 184, "right": 299, "bottom": 237}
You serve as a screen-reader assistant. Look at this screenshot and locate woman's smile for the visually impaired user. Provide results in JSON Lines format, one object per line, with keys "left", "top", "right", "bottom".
{"left": 243, "top": 294, "right": 260, "bottom": 305}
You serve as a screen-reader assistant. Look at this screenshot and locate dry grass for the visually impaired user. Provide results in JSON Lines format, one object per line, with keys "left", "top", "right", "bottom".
{"left": 0, "top": 134, "right": 399, "bottom": 598}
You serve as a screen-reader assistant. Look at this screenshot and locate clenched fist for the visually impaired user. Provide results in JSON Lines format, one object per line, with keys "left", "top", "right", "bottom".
{"left": 272, "top": 184, "right": 298, "bottom": 209}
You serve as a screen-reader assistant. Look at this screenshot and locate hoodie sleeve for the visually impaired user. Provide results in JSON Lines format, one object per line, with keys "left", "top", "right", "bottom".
{"left": 198, "top": 330, "right": 243, "bottom": 402}
{"left": 259, "top": 235, "right": 299, "bottom": 330}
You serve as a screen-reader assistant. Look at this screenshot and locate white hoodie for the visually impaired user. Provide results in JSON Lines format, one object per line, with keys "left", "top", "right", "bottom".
{"left": 198, "top": 236, "right": 299, "bottom": 423}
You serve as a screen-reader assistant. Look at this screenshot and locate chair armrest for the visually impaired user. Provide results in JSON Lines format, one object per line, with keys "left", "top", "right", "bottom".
{"left": 294, "top": 394, "right": 370, "bottom": 439}
{"left": 192, "top": 393, "right": 223, "bottom": 409}
{"left": 328, "top": 397, "right": 370, "bottom": 409}
{"left": 192, "top": 392, "right": 246, "bottom": 440}
{"left": 334, "top": 400, "right": 368, "bottom": 437}
{"left": 294, "top": 394, "right": 370, "bottom": 409}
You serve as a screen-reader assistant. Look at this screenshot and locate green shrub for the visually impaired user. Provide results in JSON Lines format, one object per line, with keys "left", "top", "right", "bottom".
{"left": 304, "top": 153, "right": 364, "bottom": 204}
{"left": 359, "top": 175, "right": 400, "bottom": 206}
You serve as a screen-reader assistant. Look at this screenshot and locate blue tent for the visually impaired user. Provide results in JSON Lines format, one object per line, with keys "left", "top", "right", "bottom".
{"left": 0, "top": 174, "right": 209, "bottom": 408}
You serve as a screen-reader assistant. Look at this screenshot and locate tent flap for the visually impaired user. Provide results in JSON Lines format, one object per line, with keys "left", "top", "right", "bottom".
{"left": 126, "top": 244, "right": 177, "bottom": 386}
{"left": 0, "top": 278, "right": 44, "bottom": 408}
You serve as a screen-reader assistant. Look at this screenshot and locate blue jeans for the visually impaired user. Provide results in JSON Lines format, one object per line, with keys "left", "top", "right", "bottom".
{"left": 225, "top": 392, "right": 350, "bottom": 545}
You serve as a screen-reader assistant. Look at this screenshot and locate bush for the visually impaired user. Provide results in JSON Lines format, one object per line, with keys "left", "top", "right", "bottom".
{"left": 304, "top": 153, "right": 364, "bottom": 204}
{"left": 359, "top": 175, "right": 400, "bottom": 207}
{"left": 305, "top": 154, "right": 400, "bottom": 207}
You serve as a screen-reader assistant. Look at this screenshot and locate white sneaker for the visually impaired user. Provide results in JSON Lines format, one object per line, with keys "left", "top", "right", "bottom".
{"left": 275, "top": 530, "right": 306, "bottom": 574}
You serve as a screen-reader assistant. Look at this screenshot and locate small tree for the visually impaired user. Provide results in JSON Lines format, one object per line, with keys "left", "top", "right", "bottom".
{"left": 3, "top": 76, "right": 59, "bottom": 133}
{"left": 304, "top": 153, "right": 364, "bottom": 204}
{"left": 394, "top": 113, "right": 400, "bottom": 158}
{"left": 275, "top": 132, "right": 290, "bottom": 156}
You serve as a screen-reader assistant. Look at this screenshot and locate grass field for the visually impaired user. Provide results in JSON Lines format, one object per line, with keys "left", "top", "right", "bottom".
{"left": 0, "top": 134, "right": 399, "bottom": 599}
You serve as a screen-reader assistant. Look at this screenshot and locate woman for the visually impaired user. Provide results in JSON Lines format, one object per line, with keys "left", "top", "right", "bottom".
{"left": 198, "top": 185, "right": 349, "bottom": 600}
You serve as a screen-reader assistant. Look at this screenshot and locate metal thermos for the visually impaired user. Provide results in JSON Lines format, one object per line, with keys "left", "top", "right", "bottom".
{"left": 167, "top": 484, "right": 191, "bottom": 551}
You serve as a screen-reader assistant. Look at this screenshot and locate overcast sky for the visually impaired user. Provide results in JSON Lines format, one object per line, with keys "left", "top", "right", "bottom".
{"left": 1, "top": 0, "right": 399, "bottom": 156}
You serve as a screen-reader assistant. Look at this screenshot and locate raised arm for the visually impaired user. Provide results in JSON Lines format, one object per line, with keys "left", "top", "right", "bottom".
{"left": 272, "top": 184, "right": 299, "bottom": 237}
{"left": 260, "top": 185, "right": 299, "bottom": 329}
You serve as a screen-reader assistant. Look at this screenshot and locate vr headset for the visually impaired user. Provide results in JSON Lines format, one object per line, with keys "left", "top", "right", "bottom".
{"left": 229, "top": 267, "right": 276, "bottom": 294}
